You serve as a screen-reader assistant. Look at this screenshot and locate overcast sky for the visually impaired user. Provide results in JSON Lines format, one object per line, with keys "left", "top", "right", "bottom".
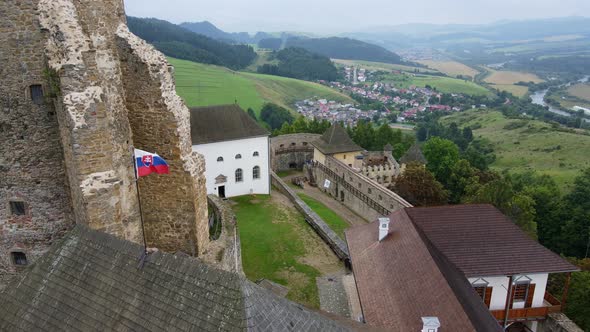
{"left": 124, "top": 0, "right": 590, "bottom": 34}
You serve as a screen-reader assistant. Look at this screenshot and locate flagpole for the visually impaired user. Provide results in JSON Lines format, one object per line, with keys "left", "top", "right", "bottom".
{"left": 133, "top": 150, "right": 148, "bottom": 255}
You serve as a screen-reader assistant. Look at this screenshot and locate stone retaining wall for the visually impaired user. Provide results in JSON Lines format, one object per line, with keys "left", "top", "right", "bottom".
{"left": 539, "top": 313, "right": 584, "bottom": 332}
{"left": 271, "top": 172, "right": 349, "bottom": 261}
{"left": 201, "top": 195, "right": 244, "bottom": 275}
{"left": 311, "top": 157, "right": 412, "bottom": 221}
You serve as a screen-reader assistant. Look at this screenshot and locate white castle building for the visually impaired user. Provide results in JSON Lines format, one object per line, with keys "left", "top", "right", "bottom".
{"left": 190, "top": 105, "right": 270, "bottom": 198}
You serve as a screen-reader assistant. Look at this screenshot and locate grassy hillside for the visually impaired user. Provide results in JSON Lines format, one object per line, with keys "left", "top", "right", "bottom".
{"left": 443, "top": 110, "right": 590, "bottom": 190}
{"left": 170, "top": 58, "right": 354, "bottom": 114}
{"left": 333, "top": 59, "right": 438, "bottom": 74}
{"left": 380, "top": 72, "right": 490, "bottom": 95}
{"left": 416, "top": 60, "right": 479, "bottom": 78}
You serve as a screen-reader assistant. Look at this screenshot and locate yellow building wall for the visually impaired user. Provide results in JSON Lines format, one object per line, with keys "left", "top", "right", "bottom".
{"left": 313, "top": 149, "right": 326, "bottom": 164}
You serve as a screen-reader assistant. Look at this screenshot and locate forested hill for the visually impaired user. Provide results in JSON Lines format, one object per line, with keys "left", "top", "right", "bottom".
{"left": 179, "top": 21, "right": 253, "bottom": 44}
{"left": 257, "top": 47, "right": 340, "bottom": 81}
{"left": 127, "top": 17, "right": 256, "bottom": 70}
{"left": 286, "top": 37, "right": 403, "bottom": 64}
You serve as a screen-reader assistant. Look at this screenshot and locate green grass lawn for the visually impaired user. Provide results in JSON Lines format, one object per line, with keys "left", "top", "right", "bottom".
{"left": 169, "top": 57, "right": 354, "bottom": 115}
{"left": 231, "top": 195, "right": 322, "bottom": 308}
{"left": 442, "top": 110, "right": 590, "bottom": 191}
{"left": 297, "top": 193, "right": 349, "bottom": 239}
{"left": 382, "top": 73, "right": 490, "bottom": 96}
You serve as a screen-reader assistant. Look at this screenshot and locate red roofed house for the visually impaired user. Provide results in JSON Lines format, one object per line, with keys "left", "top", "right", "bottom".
{"left": 346, "top": 204, "right": 579, "bottom": 332}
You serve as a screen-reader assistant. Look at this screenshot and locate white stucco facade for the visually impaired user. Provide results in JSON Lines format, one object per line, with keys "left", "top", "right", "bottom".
{"left": 193, "top": 136, "right": 270, "bottom": 198}
{"left": 468, "top": 273, "right": 549, "bottom": 311}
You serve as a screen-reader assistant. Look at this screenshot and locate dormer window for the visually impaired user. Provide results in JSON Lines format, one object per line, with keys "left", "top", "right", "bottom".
{"left": 235, "top": 154, "right": 242, "bottom": 160}
{"left": 217, "top": 157, "right": 224, "bottom": 162}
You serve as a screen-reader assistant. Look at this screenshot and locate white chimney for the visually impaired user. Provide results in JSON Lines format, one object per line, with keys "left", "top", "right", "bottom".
{"left": 421, "top": 317, "right": 440, "bottom": 332}
{"left": 378, "top": 217, "right": 390, "bottom": 242}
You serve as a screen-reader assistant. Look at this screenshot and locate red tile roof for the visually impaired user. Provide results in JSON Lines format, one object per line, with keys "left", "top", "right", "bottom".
{"left": 345, "top": 210, "right": 489, "bottom": 331}
{"left": 406, "top": 204, "right": 579, "bottom": 277}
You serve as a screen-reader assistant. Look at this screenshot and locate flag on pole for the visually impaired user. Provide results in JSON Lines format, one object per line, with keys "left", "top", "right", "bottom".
{"left": 134, "top": 149, "right": 169, "bottom": 177}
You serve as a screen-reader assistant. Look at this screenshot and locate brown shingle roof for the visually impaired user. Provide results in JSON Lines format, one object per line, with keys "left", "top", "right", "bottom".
{"left": 406, "top": 204, "right": 579, "bottom": 277}
{"left": 190, "top": 104, "right": 269, "bottom": 145}
{"left": 313, "top": 124, "right": 363, "bottom": 155}
{"left": 400, "top": 143, "right": 427, "bottom": 164}
{"left": 345, "top": 210, "right": 495, "bottom": 331}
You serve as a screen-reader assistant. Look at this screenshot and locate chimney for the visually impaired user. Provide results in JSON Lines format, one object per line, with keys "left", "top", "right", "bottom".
{"left": 378, "top": 217, "right": 390, "bottom": 242}
{"left": 421, "top": 317, "right": 440, "bottom": 332}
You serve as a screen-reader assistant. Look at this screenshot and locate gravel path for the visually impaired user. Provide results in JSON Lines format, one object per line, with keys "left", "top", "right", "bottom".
{"left": 316, "top": 270, "right": 351, "bottom": 318}
{"left": 280, "top": 171, "right": 368, "bottom": 226}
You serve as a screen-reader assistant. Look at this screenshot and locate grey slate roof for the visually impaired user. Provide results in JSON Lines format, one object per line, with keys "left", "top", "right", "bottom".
{"left": 313, "top": 124, "right": 363, "bottom": 155}
{"left": 400, "top": 143, "right": 427, "bottom": 164}
{"left": 190, "top": 104, "right": 269, "bottom": 145}
{"left": 0, "top": 225, "right": 355, "bottom": 332}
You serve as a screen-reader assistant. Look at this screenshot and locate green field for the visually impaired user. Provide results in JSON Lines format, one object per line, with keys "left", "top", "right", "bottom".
{"left": 232, "top": 195, "right": 341, "bottom": 308}
{"left": 170, "top": 58, "right": 354, "bottom": 114}
{"left": 297, "top": 193, "right": 349, "bottom": 238}
{"left": 381, "top": 72, "right": 490, "bottom": 96}
{"left": 442, "top": 110, "right": 590, "bottom": 190}
{"left": 332, "top": 58, "right": 439, "bottom": 74}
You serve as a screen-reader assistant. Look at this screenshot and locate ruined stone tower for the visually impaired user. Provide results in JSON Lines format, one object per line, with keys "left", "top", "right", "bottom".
{"left": 0, "top": 0, "right": 209, "bottom": 288}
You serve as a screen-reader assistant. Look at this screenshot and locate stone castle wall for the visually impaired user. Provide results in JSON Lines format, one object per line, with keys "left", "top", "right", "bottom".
{"left": 270, "top": 134, "right": 320, "bottom": 171}
{"left": 312, "top": 157, "right": 412, "bottom": 221}
{"left": 1, "top": 0, "right": 209, "bottom": 287}
{"left": 0, "top": 0, "right": 74, "bottom": 289}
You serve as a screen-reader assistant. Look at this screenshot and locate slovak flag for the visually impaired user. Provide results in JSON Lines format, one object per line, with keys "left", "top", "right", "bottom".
{"left": 134, "top": 149, "right": 170, "bottom": 177}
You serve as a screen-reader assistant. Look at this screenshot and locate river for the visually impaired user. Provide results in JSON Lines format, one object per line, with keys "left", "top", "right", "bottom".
{"left": 530, "top": 75, "right": 590, "bottom": 117}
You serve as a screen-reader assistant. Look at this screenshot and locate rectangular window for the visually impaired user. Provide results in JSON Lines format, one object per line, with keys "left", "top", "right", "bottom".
{"left": 30, "top": 85, "right": 44, "bottom": 105}
{"left": 11, "top": 252, "right": 28, "bottom": 266}
{"left": 9, "top": 201, "right": 26, "bottom": 216}
{"left": 474, "top": 286, "right": 493, "bottom": 307}
{"left": 513, "top": 283, "right": 529, "bottom": 301}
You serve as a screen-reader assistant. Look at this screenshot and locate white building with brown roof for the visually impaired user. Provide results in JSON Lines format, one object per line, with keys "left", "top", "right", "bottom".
{"left": 190, "top": 105, "right": 270, "bottom": 198}
{"left": 345, "top": 204, "right": 580, "bottom": 332}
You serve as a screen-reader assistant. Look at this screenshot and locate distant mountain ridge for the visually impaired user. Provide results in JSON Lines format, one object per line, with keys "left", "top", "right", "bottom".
{"left": 179, "top": 20, "right": 404, "bottom": 64}
{"left": 345, "top": 16, "right": 590, "bottom": 49}
{"left": 127, "top": 17, "right": 256, "bottom": 70}
{"left": 179, "top": 21, "right": 256, "bottom": 44}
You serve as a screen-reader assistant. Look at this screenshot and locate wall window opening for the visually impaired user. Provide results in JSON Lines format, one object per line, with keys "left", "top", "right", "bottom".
{"left": 253, "top": 166, "right": 260, "bottom": 179}
{"left": 11, "top": 252, "right": 27, "bottom": 266}
{"left": 30, "top": 85, "right": 44, "bottom": 105}
{"left": 9, "top": 201, "right": 26, "bottom": 216}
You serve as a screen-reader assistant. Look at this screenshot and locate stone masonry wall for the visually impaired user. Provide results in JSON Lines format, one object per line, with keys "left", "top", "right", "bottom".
{"left": 312, "top": 157, "right": 412, "bottom": 221}
{"left": 1, "top": 0, "right": 210, "bottom": 288}
{"left": 539, "top": 313, "right": 584, "bottom": 332}
{"left": 201, "top": 195, "right": 243, "bottom": 275}
{"left": 37, "top": 0, "right": 142, "bottom": 241}
{"left": 0, "top": 0, "right": 74, "bottom": 289}
{"left": 270, "top": 134, "right": 320, "bottom": 171}
{"left": 116, "top": 26, "right": 209, "bottom": 255}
